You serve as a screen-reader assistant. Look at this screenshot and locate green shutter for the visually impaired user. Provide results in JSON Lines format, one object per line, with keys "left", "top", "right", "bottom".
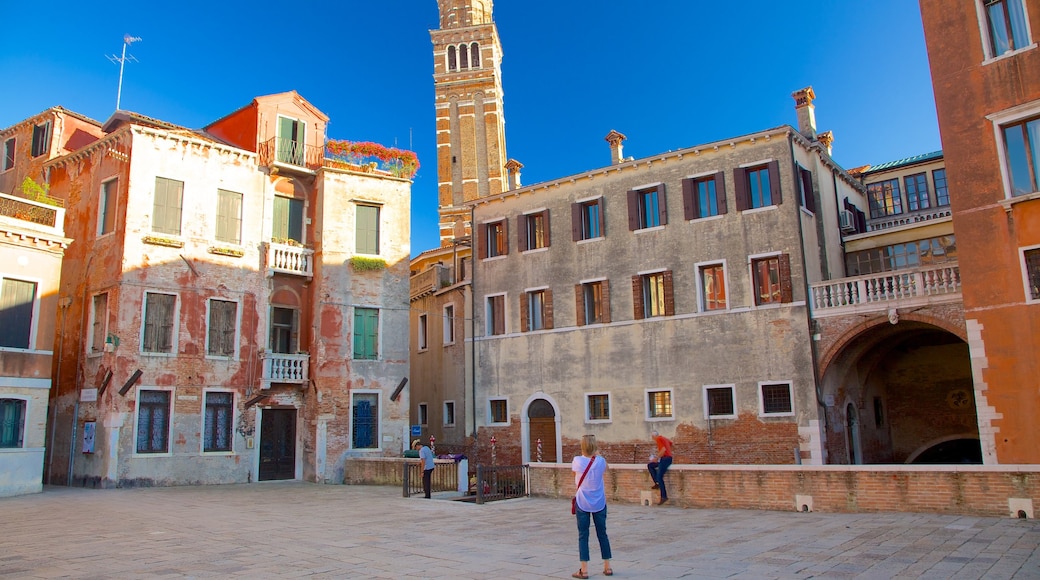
{"left": 353, "top": 308, "right": 378, "bottom": 359}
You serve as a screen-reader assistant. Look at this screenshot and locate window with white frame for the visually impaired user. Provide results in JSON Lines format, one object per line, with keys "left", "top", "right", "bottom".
{"left": 572, "top": 197, "right": 604, "bottom": 241}
{"left": 520, "top": 209, "right": 550, "bottom": 251}
{"left": 576, "top": 279, "right": 610, "bottom": 325}
{"left": 0, "top": 277, "right": 37, "bottom": 349}
{"left": 480, "top": 219, "right": 508, "bottom": 258}
{"left": 627, "top": 184, "right": 666, "bottom": 230}
{"left": 269, "top": 306, "right": 298, "bottom": 354}
{"left": 135, "top": 388, "right": 172, "bottom": 454}
{"left": 356, "top": 204, "right": 381, "bottom": 255}
{"left": 988, "top": 102, "right": 1040, "bottom": 199}
{"left": 759, "top": 382, "right": 794, "bottom": 417}
{"left": 418, "top": 313, "right": 428, "bottom": 350}
{"left": 978, "top": 0, "right": 1032, "bottom": 60}
{"left": 751, "top": 254, "right": 792, "bottom": 306}
{"left": 207, "top": 299, "right": 237, "bottom": 357}
{"left": 353, "top": 307, "right": 379, "bottom": 360}
{"left": 90, "top": 292, "right": 109, "bottom": 354}
{"left": 444, "top": 401, "right": 456, "bottom": 426}
{"left": 0, "top": 398, "right": 27, "bottom": 448}
{"left": 418, "top": 403, "right": 428, "bottom": 426}
{"left": 735, "top": 162, "right": 780, "bottom": 210}
{"left": 31, "top": 121, "right": 51, "bottom": 158}
{"left": 489, "top": 398, "right": 508, "bottom": 424}
{"left": 203, "top": 391, "right": 234, "bottom": 452}
{"left": 486, "top": 294, "right": 506, "bottom": 336}
{"left": 698, "top": 262, "right": 727, "bottom": 311}
{"left": 1021, "top": 246, "right": 1040, "bottom": 301}
{"left": 704, "top": 385, "right": 736, "bottom": 419}
{"left": 586, "top": 393, "right": 610, "bottom": 422}
{"left": 351, "top": 391, "right": 380, "bottom": 449}
{"left": 98, "top": 178, "right": 118, "bottom": 236}
{"left": 443, "top": 304, "right": 455, "bottom": 344}
{"left": 142, "top": 292, "right": 176, "bottom": 353}
{"left": 522, "top": 288, "right": 552, "bottom": 331}
{"left": 634, "top": 270, "right": 673, "bottom": 319}
{"left": 646, "top": 389, "right": 673, "bottom": 420}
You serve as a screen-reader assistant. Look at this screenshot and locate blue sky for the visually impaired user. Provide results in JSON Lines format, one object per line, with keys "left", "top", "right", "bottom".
{"left": 0, "top": 1, "right": 940, "bottom": 255}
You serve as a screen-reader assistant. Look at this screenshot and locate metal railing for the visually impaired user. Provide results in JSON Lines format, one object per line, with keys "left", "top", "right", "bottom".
{"left": 402, "top": 459, "right": 464, "bottom": 497}
{"left": 266, "top": 242, "right": 314, "bottom": 278}
{"left": 0, "top": 193, "right": 64, "bottom": 228}
{"left": 261, "top": 352, "right": 309, "bottom": 386}
{"left": 810, "top": 263, "right": 961, "bottom": 317}
{"left": 473, "top": 465, "right": 529, "bottom": 504}
{"left": 258, "top": 137, "right": 325, "bottom": 171}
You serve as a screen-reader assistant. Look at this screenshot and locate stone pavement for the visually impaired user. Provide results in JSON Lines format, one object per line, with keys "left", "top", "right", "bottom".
{"left": 1, "top": 482, "right": 1038, "bottom": 579}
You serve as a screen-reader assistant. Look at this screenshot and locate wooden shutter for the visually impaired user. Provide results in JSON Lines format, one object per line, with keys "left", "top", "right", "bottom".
{"left": 800, "top": 168, "right": 816, "bottom": 212}
{"left": 153, "top": 178, "right": 168, "bottom": 233}
{"left": 657, "top": 184, "right": 668, "bottom": 225}
{"left": 571, "top": 203, "right": 582, "bottom": 241}
{"left": 597, "top": 198, "right": 606, "bottom": 237}
{"left": 517, "top": 215, "right": 528, "bottom": 252}
{"left": 600, "top": 280, "right": 611, "bottom": 323}
{"left": 0, "top": 278, "right": 35, "bottom": 348}
{"left": 478, "top": 223, "right": 488, "bottom": 259}
{"left": 493, "top": 296, "right": 505, "bottom": 334}
{"left": 501, "top": 219, "right": 509, "bottom": 255}
{"left": 779, "top": 254, "right": 793, "bottom": 303}
{"left": 632, "top": 275, "right": 644, "bottom": 320}
{"left": 663, "top": 270, "right": 675, "bottom": 316}
{"left": 734, "top": 168, "right": 749, "bottom": 211}
{"left": 542, "top": 210, "right": 551, "bottom": 248}
{"left": 519, "top": 293, "right": 529, "bottom": 332}
{"left": 272, "top": 196, "right": 288, "bottom": 240}
{"left": 575, "top": 284, "right": 586, "bottom": 326}
{"left": 544, "top": 288, "right": 554, "bottom": 329}
{"left": 627, "top": 189, "right": 639, "bottom": 231}
{"left": 768, "top": 160, "right": 782, "bottom": 205}
{"left": 714, "top": 172, "right": 727, "bottom": 214}
{"left": 682, "top": 178, "right": 695, "bottom": 220}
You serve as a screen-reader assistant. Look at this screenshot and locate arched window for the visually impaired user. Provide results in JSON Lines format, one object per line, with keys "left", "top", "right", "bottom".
{"left": 459, "top": 43, "right": 469, "bottom": 69}
{"left": 470, "top": 42, "right": 480, "bottom": 68}
{"left": 447, "top": 45, "right": 457, "bottom": 71}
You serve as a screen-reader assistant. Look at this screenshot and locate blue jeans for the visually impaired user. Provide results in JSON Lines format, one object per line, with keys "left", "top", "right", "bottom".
{"left": 647, "top": 456, "right": 673, "bottom": 499}
{"left": 576, "top": 506, "right": 611, "bottom": 562}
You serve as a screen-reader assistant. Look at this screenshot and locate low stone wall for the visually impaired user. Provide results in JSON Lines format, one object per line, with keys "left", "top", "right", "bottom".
{"left": 529, "top": 463, "right": 1040, "bottom": 518}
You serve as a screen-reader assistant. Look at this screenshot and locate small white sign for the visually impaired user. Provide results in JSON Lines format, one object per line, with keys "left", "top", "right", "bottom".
{"left": 80, "top": 388, "right": 98, "bottom": 402}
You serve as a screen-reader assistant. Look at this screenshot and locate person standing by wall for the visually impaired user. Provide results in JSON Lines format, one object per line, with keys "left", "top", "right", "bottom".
{"left": 571, "top": 434, "right": 613, "bottom": 579}
{"left": 413, "top": 439, "right": 435, "bottom": 499}
{"left": 647, "top": 430, "right": 673, "bottom": 505}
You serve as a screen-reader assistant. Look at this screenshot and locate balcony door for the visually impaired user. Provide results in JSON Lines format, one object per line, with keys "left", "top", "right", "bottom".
{"left": 276, "top": 116, "right": 305, "bottom": 165}
{"left": 272, "top": 195, "right": 304, "bottom": 245}
{"left": 270, "top": 307, "right": 298, "bottom": 354}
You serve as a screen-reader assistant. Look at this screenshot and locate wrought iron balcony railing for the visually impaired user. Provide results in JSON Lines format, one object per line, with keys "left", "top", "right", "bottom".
{"left": 261, "top": 352, "right": 309, "bottom": 387}
{"left": 266, "top": 242, "right": 314, "bottom": 278}
{"left": 258, "top": 137, "right": 325, "bottom": 171}
{"left": 810, "top": 263, "right": 961, "bottom": 317}
{"left": 0, "top": 192, "right": 64, "bottom": 229}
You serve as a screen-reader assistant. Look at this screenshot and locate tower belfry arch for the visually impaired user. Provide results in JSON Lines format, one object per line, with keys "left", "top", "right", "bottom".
{"left": 431, "top": 0, "right": 508, "bottom": 246}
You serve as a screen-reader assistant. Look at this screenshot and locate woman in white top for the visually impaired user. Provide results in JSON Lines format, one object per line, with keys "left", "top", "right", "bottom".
{"left": 571, "top": 434, "right": 613, "bottom": 578}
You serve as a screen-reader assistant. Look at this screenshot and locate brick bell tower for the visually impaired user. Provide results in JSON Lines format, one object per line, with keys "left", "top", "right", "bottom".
{"left": 431, "top": 0, "right": 509, "bottom": 246}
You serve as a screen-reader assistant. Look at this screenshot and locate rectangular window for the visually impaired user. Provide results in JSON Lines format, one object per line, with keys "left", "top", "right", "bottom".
{"left": 705, "top": 386, "right": 736, "bottom": 419}
{"left": 628, "top": 185, "right": 666, "bottom": 230}
{"left": 1023, "top": 247, "right": 1040, "bottom": 301}
{"left": 1002, "top": 116, "right": 1040, "bottom": 196}
{"left": 647, "top": 390, "right": 672, "bottom": 419}
{"left": 418, "top": 403, "right": 428, "bottom": 426}
{"left": 276, "top": 116, "right": 305, "bottom": 165}
{"left": 867, "top": 179, "right": 904, "bottom": 218}
{"left": 136, "top": 389, "right": 171, "bottom": 454}
{"left": 142, "top": 293, "right": 176, "bottom": 353}
{"left": 683, "top": 173, "right": 727, "bottom": 219}
{"left": 272, "top": 195, "right": 304, "bottom": 244}
{"left": 0, "top": 277, "right": 36, "bottom": 349}
{"left": 587, "top": 393, "right": 610, "bottom": 422}
{"left": 203, "top": 391, "right": 233, "bottom": 452}
{"left": 752, "top": 255, "right": 790, "bottom": 306}
{"left": 443, "top": 304, "right": 455, "bottom": 344}
{"left": 904, "top": 173, "right": 930, "bottom": 211}
{"left": 99, "top": 179, "right": 117, "bottom": 236}
{"left": 845, "top": 235, "right": 956, "bottom": 275}
{"left": 0, "top": 398, "right": 26, "bottom": 448}
{"left": 522, "top": 289, "right": 551, "bottom": 331}
{"left": 444, "top": 401, "right": 456, "bottom": 426}
{"left": 520, "top": 210, "right": 549, "bottom": 251}
{"left": 215, "top": 189, "right": 243, "bottom": 245}
{"left": 356, "top": 204, "right": 380, "bottom": 254}
{"left": 633, "top": 271, "right": 673, "bottom": 319}
{"left": 207, "top": 299, "right": 237, "bottom": 357}
{"left": 91, "top": 292, "right": 109, "bottom": 353}
{"left": 351, "top": 392, "right": 379, "bottom": 449}
{"left": 481, "top": 220, "right": 508, "bottom": 258}
{"left": 699, "top": 263, "right": 727, "bottom": 311}
{"left": 270, "top": 306, "right": 298, "bottom": 354}
{"left": 353, "top": 307, "right": 379, "bottom": 360}
{"left": 486, "top": 294, "right": 506, "bottom": 336}
{"left": 489, "top": 399, "right": 508, "bottom": 424}
{"left": 933, "top": 169, "right": 950, "bottom": 206}
{"left": 760, "top": 382, "right": 794, "bottom": 416}
{"left": 152, "top": 177, "right": 184, "bottom": 235}
{"left": 31, "top": 121, "right": 51, "bottom": 158}
{"left": 735, "top": 162, "right": 781, "bottom": 211}
{"left": 576, "top": 280, "right": 609, "bottom": 325}
{"left": 981, "top": 0, "right": 1031, "bottom": 58}
{"left": 418, "top": 313, "right": 428, "bottom": 350}
{"left": 573, "top": 198, "right": 604, "bottom": 241}
{"left": 2, "top": 138, "right": 14, "bottom": 171}
{"left": 746, "top": 166, "right": 772, "bottom": 208}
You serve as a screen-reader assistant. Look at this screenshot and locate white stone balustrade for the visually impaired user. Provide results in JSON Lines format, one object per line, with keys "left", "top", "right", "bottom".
{"left": 810, "top": 263, "right": 961, "bottom": 317}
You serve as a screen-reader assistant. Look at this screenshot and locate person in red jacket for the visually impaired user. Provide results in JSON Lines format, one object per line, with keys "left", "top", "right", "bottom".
{"left": 646, "top": 430, "right": 673, "bottom": 505}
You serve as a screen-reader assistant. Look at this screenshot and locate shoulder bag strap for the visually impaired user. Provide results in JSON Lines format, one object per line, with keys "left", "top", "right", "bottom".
{"left": 576, "top": 455, "right": 596, "bottom": 491}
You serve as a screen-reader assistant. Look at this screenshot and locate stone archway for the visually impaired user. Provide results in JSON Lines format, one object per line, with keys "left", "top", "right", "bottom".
{"left": 521, "top": 395, "right": 560, "bottom": 463}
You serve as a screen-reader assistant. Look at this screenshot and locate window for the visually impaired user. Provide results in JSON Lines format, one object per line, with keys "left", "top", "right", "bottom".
{"left": 1002, "top": 115, "right": 1040, "bottom": 196}
{"left": 521, "top": 288, "right": 552, "bottom": 331}
{"left": 705, "top": 385, "right": 736, "bottom": 419}
{"left": 867, "top": 179, "right": 903, "bottom": 218}
{"left": 576, "top": 280, "right": 610, "bottom": 325}
{"left": 444, "top": 401, "right": 456, "bottom": 426}
{"left": 470, "top": 42, "right": 481, "bottom": 67}
{"left": 0, "top": 277, "right": 36, "bottom": 349}
{"left": 633, "top": 271, "right": 673, "bottom": 319}
{"left": 586, "top": 393, "right": 610, "bottom": 422}
{"left": 90, "top": 292, "right": 108, "bottom": 353}
{"left": 353, "top": 307, "right": 379, "bottom": 360}
{"left": 479, "top": 220, "right": 508, "bottom": 258}
{"left": 203, "top": 391, "right": 233, "bottom": 452}
{"left": 270, "top": 306, "right": 298, "bottom": 354}
{"left": 699, "top": 263, "right": 727, "bottom": 311}
{"left": 443, "top": 304, "right": 455, "bottom": 344}
{"left": 572, "top": 198, "right": 604, "bottom": 241}
{"left": 798, "top": 166, "right": 816, "bottom": 212}
{"left": 276, "top": 116, "right": 305, "bottom": 165}
{"left": 486, "top": 294, "right": 506, "bottom": 336}
{"left": 215, "top": 189, "right": 243, "bottom": 245}
{"left": 152, "top": 177, "right": 183, "bottom": 235}
{"left": 356, "top": 204, "right": 380, "bottom": 254}
{"left": 0, "top": 398, "right": 26, "bottom": 448}
{"left": 980, "top": 0, "right": 1031, "bottom": 59}
{"left": 351, "top": 392, "right": 379, "bottom": 449}
{"left": 1022, "top": 246, "right": 1040, "bottom": 301}
{"left": 845, "top": 235, "right": 957, "bottom": 275}
{"left": 418, "top": 314, "right": 428, "bottom": 350}
{"left": 682, "top": 173, "right": 727, "bottom": 219}
{"left": 751, "top": 255, "right": 792, "bottom": 306}
{"left": 646, "top": 390, "right": 673, "bottom": 420}
{"left": 759, "top": 382, "right": 794, "bottom": 416}
{"left": 448, "top": 45, "right": 458, "bottom": 71}
{"left": 933, "top": 169, "right": 950, "bottom": 206}
{"left": 136, "top": 389, "right": 171, "bottom": 454}
{"left": 98, "top": 179, "right": 117, "bottom": 236}
{"left": 273, "top": 195, "right": 304, "bottom": 244}
{"left": 142, "top": 293, "right": 176, "bottom": 353}
{"left": 207, "top": 299, "right": 237, "bottom": 357}
{"left": 627, "top": 184, "right": 666, "bottom": 230}
{"left": 904, "top": 173, "right": 930, "bottom": 211}
{"left": 31, "top": 121, "right": 51, "bottom": 158}
{"left": 519, "top": 209, "right": 549, "bottom": 251}
{"left": 2, "top": 138, "right": 14, "bottom": 171}
{"left": 489, "top": 398, "right": 508, "bottom": 424}
{"left": 418, "top": 403, "right": 428, "bottom": 426}
{"left": 735, "top": 161, "right": 781, "bottom": 210}
{"left": 460, "top": 43, "right": 469, "bottom": 68}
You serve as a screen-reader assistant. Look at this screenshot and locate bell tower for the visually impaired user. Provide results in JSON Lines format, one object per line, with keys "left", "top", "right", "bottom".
{"left": 431, "top": 0, "right": 508, "bottom": 246}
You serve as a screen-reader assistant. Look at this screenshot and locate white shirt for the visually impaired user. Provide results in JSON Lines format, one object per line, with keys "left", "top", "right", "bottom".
{"left": 571, "top": 455, "right": 607, "bottom": 512}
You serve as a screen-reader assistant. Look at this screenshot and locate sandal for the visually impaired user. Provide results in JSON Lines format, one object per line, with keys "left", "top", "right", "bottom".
{"left": 604, "top": 568, "right": 614, "bottom": 576}
{"left": 572, "top": 572, "right": 589, "bottom": 579}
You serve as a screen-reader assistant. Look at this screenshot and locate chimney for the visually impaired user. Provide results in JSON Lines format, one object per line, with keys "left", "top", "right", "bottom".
{"left": 505, "top": 158, "right": 523, "bottom": 190}
{"left": 791, "top": 87, "right": 817, "bottom": 141}
{"left": 817, "top": 131, "right": 834, "bottom": 156}
{"left": 605, "top": 130, "right": 627, "bottom": 165}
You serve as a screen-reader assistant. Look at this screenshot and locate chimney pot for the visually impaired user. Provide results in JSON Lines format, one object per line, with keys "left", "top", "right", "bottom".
{"left": 605, "top": 130, "right": 627, "bottom": 165}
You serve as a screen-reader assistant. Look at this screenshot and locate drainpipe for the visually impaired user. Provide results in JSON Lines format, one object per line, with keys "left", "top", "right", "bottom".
{"left": 47, "top": 297, "right": 71, "bottom": 483}
{"left": 469, "top": 205, "right": 477, "bottom": 439}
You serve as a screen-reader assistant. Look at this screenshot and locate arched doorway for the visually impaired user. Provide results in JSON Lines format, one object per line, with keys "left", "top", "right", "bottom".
{"left": 527, "top": 398, "right": 557, "bottom": 463}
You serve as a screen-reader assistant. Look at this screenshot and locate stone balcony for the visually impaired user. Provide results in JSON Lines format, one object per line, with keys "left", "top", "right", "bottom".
{"left": 266, "top": 242, "right": 314, "bottom": 278}
{"left": 810, "top": 262, "right": 961, "bottom": 318}
{"left": 0, "top": 192, "right": 65, "bottom": 231}
{"left": 261, "top": 352, "right": 309, "bottom": 388}
{"left": 410, "top": 263, "right": 454, "bottom": 301}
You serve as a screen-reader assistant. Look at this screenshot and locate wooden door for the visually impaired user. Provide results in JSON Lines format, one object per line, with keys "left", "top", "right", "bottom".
{"left": 259, "top": 408, "right": 296, "bottom": 481}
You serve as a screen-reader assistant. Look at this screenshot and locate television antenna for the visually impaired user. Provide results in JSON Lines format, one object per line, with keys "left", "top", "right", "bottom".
{"left": 107, "top": 34, "right": 142, "bottom": 111}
